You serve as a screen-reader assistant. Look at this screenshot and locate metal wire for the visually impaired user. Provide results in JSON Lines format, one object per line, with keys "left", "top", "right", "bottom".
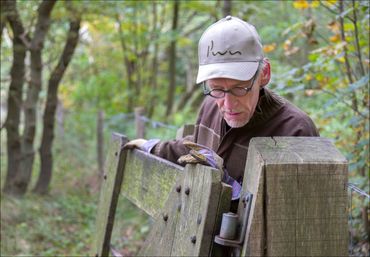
{"left": 348, "top": 183, "right": 370, "bottom": 199}
{"left": 347, "top": 183, "right": 369, "bottom": 256}
{"left": 139, "top": 115, "right": 178, "bottom": 130}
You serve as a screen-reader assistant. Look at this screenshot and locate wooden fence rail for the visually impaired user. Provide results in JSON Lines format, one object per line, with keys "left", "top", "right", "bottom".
{"left": 92, "top": 130, "right": 348, "bottom": 257}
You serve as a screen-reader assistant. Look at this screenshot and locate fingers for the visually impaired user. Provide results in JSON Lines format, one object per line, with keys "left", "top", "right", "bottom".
{"left": 178, "top": 154, "right": 199, "bottom": 164}
{"left": 182, "top": 140, "right": 209, "bottom": 151}
{"left": 183, "top": 140, "right": 202, "bottom": 151}
{"left": 123, "top": 139, "right": 147, "bottom": 150}
{"left": 189, "top": 149, "right": 207, "bottom": 163}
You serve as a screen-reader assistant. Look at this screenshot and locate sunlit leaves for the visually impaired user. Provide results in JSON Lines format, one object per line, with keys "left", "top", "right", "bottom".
{"left": 178, "top": 37, "right": 192, "bottom": 47}
{"left": 324, "top": 0, "right": 338, "bottom": 6}
{"left": 293, "top": 0, "right": 322, "bottom": 9}
{"left": 263, "top": 43, "right": 276, "bottom": 53}
{"left": 293, "top": 0, "right": 310, "bottom": 10}
{"left": 327, "top": 20, "right": 340, "bottom": 33}
{"left": 284, "top": 39, "right": 300, "bottom": 56}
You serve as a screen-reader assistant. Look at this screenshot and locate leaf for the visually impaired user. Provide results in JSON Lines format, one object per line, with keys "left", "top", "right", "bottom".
{"left": 263, "top": 43, "right": 276, "bottom": 53}
{"left": 348, "top": 75, "right": 369, "bottom": 92}
{"left": 327, "top": 21, "right": 340, "bottom": 33}
{"left": 349, "top": 116, "right": 361, "bottom": 127}
{"left": 286, "top": 84, "right": 305, "bottom": 93}
{"left": 329, "top": 34, "right": 341, "bottom": 43}
{"left": 336, "top": 7, "right": 354, "bottom": 19}
{"left": 178, "top": 37, "right": 192, "bottom": 47}
{"left": 323, "top": 110, "right": 340, "bottom": 118}
{"left": 344, "top": 22, "right": 355, "bottom": 32}
{"left": 293, "top": 0, "right": 310, "bottom": 10}
{"left": 311, "top": 0, "right": 320, "bottom": 8}
{"left": 282, "top": 22, "right": 302, "bottom": 36}
{"left": 323, "top": 98, "right": 336, "bottom": 109}
{"left": 323, "top": 0, "right": 338, "bottom": 6}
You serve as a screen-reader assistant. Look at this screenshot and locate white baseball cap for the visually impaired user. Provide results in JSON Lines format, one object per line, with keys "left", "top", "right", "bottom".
{"left": 196, "top": 16, "right": 264, "bottom": 84}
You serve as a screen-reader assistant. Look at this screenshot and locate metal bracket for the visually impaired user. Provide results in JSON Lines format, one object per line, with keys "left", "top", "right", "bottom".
{"left": 214, "top": 191, "right": 253, "bottom": 249}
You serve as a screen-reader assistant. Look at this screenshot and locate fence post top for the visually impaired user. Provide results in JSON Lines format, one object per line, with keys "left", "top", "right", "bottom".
{"left": 248, "top": 137, "right": 347, "bottom": 164}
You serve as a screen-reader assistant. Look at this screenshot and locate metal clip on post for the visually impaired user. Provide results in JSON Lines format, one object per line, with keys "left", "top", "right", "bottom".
{"left": 214, "top": 192, "right": 253, "bottom": 250}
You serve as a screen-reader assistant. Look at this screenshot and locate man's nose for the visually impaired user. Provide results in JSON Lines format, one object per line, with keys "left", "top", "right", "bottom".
{"left": 223, "top": 93, "right": 237, "bottom": 109}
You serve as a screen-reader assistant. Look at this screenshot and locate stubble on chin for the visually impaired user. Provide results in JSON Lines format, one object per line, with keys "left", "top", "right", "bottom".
{"left": 224, "top": 117, "right": 250, "bottom": 128}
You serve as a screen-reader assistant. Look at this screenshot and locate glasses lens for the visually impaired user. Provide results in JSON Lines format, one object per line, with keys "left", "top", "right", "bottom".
{"left": 210, "top": 89, "right": 225, "bottom": 98}
{"left": 230, "top": 87, "right": 248, "bottom": 96}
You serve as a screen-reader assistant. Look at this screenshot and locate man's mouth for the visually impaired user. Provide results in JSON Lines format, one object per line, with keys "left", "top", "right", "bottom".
{"left": 224, "top": 111, "right": 242, "bottom": 119}
{"left": 226, "top": 112, "right": 241, "bottom": 116}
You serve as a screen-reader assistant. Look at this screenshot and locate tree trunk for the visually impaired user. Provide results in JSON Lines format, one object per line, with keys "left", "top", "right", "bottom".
{"left": 174, "top": 59, "right": 197, "bottom": 113}
{"left": 223, "top": 0, "right": 232, "bottom": 17}
{"left": 14, "top": 0, "right": 56, "bottom": 195}
{"left": 166, "top": 0, "right": 179, "bottom": 116}
{"left": 34, "top": 15, "right": 80, "bottom": 194}
{"left": 116, "top": 15, "right": 136, "bottom": 113}
{"left": 0, "top": 0, "right": 8, "bottom": 46}
{"left": 147, "top": 2, "right": 159, "bottom": 118}
{"left": 3, "top": 0, "right": 27, "bottom": 195}
{"left": 56, "top": 99, "right": 64, "bottom": 138}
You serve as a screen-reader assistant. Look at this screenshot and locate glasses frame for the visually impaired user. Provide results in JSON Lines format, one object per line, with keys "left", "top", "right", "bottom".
{"left": 202, "top": 65, "right": 260, "bottom": 99}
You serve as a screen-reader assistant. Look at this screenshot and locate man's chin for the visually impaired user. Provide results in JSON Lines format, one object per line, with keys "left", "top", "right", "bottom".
{"left": 225, "top": 118, "right": 249, "bottom": 128}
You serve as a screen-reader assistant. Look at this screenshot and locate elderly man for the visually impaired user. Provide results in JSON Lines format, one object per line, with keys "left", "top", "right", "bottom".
{"left": 126, "top": 16, "right": 319, "bottom": 203}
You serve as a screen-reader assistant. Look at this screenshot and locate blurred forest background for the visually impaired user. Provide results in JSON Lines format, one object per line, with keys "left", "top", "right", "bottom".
{"left": 0, "top": 0, "right": 369, "bottom": 256}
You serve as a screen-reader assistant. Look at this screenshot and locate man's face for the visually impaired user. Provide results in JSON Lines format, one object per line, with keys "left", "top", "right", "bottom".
{"left": 206, "top": 76, "right": 261, "bottom": 128}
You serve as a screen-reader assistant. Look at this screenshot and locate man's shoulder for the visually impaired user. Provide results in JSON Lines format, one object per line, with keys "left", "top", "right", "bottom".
{"left": 277, "top": 97, "right": 319, "bottom": 136}
{"left": 281, "top": 97, "right": 313, "bottom": 121}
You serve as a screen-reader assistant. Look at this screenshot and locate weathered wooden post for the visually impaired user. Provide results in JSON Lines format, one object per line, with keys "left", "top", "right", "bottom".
{"left": 97, "top": 110, "right": 105, "bottom": 176}
{"left": 236, "top": 137, "right": 348, "bottom": 257}
{"left": 176, "top": 124, "right": 195, "bottom": 139}
{"left": 135, "top": 107, "right": 145, "bottom": 138}
{"left": 92, "top": 132, "right": 232, "bottom": 257}
{"left": 93, "top": 133, "right": 128, "bottom": 257}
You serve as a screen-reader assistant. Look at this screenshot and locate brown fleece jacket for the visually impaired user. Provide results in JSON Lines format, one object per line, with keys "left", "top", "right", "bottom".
{"left": 153, "top": 88, "right": 319, "bottom": 182}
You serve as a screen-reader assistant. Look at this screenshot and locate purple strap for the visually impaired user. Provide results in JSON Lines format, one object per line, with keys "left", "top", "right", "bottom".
{"left": 141, "top": 139, "right": 160, "bottom": 153}
{"left": 198, "top": 149, "right": 241, "bottom": 200}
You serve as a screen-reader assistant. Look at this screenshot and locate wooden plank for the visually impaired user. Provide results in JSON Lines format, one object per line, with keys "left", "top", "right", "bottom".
{"left": 238, "top": 140, "right": 266, "bottom": 257}
{"left": 139, "top": 164, "right": 223, "bottom": 256}
{"left": 121, "top": 149, "right": 183, "bottom": 217}
{"left": 135, "top": 107, "right": 145, "bottom": 138}
{"left": 92, "top": 133, "right": 128, "bottom": 257}
{"left": 239, "top": 137, "right": 348, "bottom": 257}
{"left": 171, "top": 164, "right": 222, "bottom": 256}
{"left": 210, "top": 182, "right": 233, "bottom": 256}
{"left": 138, "top": 174, "right": 184, "bottom": 256}
{"left": 176, "top": 124, "right": 195, "bottom": 139}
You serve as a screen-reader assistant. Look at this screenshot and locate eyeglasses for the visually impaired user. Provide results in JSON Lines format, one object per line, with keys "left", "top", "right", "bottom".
{"left": 202, "top": 69, "right": 259, "bottom": 99}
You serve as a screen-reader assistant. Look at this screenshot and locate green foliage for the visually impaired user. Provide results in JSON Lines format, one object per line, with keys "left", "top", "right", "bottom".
{"left": 0, "top": 111, "right": 150, "bottom": 255}
{"left": 1, "top": 0, "right": 369, "bottom": 255}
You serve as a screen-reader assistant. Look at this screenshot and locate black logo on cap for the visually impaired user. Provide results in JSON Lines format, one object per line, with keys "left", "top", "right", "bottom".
{"left": 207, "top": 40, "right": 242, "bottom": 57}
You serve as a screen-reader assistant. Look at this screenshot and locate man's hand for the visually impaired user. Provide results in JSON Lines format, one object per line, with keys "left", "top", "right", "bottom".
{"left": 178, "top": 140, "right": 224, "bottom": 170}
{"left": 123, "top": 139, "right": 148, "bottom": 150}
{"left": 178, "top": 140, "right": 241, "bottom": 200}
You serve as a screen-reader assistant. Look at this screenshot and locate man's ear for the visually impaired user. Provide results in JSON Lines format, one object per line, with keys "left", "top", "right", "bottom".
{"left": 260, "top": 58, "right": 271, "bottom": 87}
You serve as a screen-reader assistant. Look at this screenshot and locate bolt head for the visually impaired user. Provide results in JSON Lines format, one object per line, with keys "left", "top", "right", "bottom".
{"left": 190, "top": 235, "right": 196, "bottom": 244}
{"left": 176, "top": 185, "right": 181, "bottom": 193}
{"left": 185, "top": 187, "right": 190, "bottom": 195}
{"left": 163, "top": 214, "right": 168, "bottom": 222}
